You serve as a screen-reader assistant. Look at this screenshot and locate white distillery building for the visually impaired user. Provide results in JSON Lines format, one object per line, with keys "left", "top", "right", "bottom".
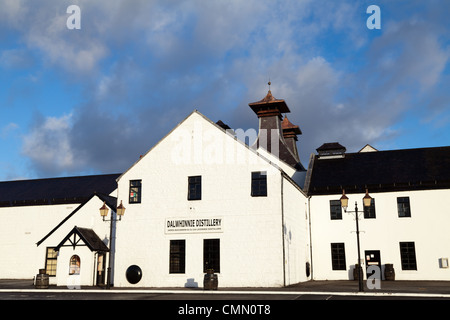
{"left": 305, "top": 143, "right": 450, "bottom": 281}
{"left": 0, "top": 89, "right": 449, "bottom": 287}
{"left": 112, "top": 90, "right": 310, "bottom": 288}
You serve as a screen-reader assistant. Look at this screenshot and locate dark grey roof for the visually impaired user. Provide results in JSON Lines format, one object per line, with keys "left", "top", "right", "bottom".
{"left": 55, "top": 226, "right": 109, "bottom": 252}
{"left": 307, "top": 146, "right": 450, "bottom": 195}
{"left": 0, "top": 173, "right": 120, "bottom": 207}
{"left": 316, "top": 142, "right": 346, "bottom": 152}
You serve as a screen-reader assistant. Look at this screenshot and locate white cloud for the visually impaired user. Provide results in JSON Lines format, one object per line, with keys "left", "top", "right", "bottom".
{"left": 3, "top": 0, "right": 449, "bottom": 177}
{"left": 1, "top": 123, "right": 19, "bottom": 139}
{"left": 21, "top": 114, "right": 79, "bottom": 175}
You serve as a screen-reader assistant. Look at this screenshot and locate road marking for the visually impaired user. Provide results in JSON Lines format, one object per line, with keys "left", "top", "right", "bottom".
{"left": 1, "top": 289, "right": 450, "bottom": 299}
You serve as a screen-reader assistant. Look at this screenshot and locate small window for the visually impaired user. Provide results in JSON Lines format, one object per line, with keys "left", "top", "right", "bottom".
{"left": 397, "top": 197, "right": 411, "bottom": 217}
{"left": 204, "top": 239, "right": 220, "bottom": 273}
{"left": 399, "top": 242, "right": 417, "bottom": 270}
{"left": 188, "top": 176, "right": 201, "bottom": 200}
{"left": 251, "top": 171, "right": 267, "bottom": 197}
{"left": 169, "top": 240, "right": 185, "bottom": 274}
{"left": 69, "top": 255, "right": 80, "bottom": 275}
{"left": 45, "top": 247, "right": 58, "bottom": 276}
{"left": 363, "top": 198, "right": 376, "bottom": 219}
{"left": 331, "top": 243, "right": 346, "bottom": 270}
{"left": 129, "top": 180, "right": 142, "bottom": 203}
{"left": 330, "top": 200, "right": 342, "bottom": 220}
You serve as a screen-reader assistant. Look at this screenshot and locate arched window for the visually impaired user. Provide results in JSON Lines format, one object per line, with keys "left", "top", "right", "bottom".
{"left": 69, "top": 255, "right": 80, "bottom": 275}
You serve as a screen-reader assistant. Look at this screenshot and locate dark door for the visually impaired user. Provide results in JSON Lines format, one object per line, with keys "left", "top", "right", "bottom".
{"left": 96, "top": 253, "right": 106, "bottom": 286}
{"left": 365, "top": 250, "right": 381, "bottom": 276}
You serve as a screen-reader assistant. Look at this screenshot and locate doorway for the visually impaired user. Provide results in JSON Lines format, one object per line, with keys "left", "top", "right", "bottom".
{"left": 365, "top": 250, "right": 381, "bottom": 278}
{"left": 96, "top": 253, "right": 106, "bottom": 286}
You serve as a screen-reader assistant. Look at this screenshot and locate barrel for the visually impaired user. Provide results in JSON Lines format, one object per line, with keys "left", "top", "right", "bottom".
{"left": 384, "top": 264, "right": 395, "bottom": 281}
{"left": 35, "top": 271, "right": 49, "bottom": 289}
{"left": 203, "top": 271, "right": 218, "bottom": 290}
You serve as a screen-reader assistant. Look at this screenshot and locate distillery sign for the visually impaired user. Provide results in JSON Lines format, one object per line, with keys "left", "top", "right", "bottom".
{"left": 165, "top": 217, "right": 223, "bottom": 234}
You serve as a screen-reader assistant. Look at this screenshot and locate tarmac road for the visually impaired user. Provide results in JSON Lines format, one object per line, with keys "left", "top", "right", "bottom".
{"left": 1, "top": 280, "right": 448, "bottom": 318}
{"left": 1, "top": 290, "right": 449, "bottom": 300}
{"left": 2, "top": 279, "right": 450, "bottom": 300}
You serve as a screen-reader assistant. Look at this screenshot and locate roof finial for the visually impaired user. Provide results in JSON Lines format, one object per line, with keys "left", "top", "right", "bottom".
{"left": 268, "top": 77, "right": 271, "bottom": 91}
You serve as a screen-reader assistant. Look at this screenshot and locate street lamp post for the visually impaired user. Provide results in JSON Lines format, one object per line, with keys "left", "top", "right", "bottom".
{"left": 340, "top": 189, "right": 372, "bottom": 292}
{"left": 100, "top": 200, "right": 125, "bottom": 289}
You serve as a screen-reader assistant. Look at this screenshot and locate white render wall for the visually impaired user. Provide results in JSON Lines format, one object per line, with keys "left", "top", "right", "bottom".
{"left": 56, "top": 246, "right": 96, "bottom": 288}
{"left": 0, "top": 204, "right": 77, "bottom": 280}
{"left": 281, "top": 174, "right": 311, "bottom": 285}
{"left": 310, "top": 189, "right": 450, "bottom": 281}
{"left": 113, "top": 112, "right": 310, "bottom": 287}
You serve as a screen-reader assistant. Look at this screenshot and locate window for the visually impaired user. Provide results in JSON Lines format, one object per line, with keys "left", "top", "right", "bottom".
{"left": 204, "top": 239, "right": 220, "bottom": 273}
{"left": 363, "top": 198, "right": 376, "bottom": 219}
{"left": 331, "top": 243, "right": 346, "bottom": 270}
{"left": 169, "top": 240, "right": 185, "bottom": 274}
{"left": 188, "top": 176, "right": 201, "bottom": 200}
{"left": 45, "top": 247, "right": 57, "bottom": 276}
{"left": 330, "top": 200, "right": 342, "bottom": 220}
{"left": 69, "top": 255, "right": 80, "bottom": 275}
{"left": 399, "top": 242, "right": 417, "bottom": 270}
{"left": 397, "top": 197, "right": 411, "bottom": 217}
{"left": 129, "top": 180, "right": 142, "bottom": 203}
{"left": 251, "top": 171, "right": 267, "bottom": 197}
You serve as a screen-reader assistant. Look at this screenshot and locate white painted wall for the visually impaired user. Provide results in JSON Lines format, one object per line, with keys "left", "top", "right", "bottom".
{"left": 282, "top": 175, "right": 311, "bottom": 285}
{"left": 310, "top": 189, "right": 450, "bottom": 281}
{"left": 56, "top": 246, "right": 95, "bottom": 288}
{"left": 0, "top": 204, "right": 76, "bottom": 280}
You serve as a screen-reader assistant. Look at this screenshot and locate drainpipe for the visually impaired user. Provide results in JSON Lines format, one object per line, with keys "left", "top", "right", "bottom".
{"left": 280, "top": 173, "right": 286, "bottom": 287}
{"left": 308, "top": 196, "right": 313, "bottom": 280}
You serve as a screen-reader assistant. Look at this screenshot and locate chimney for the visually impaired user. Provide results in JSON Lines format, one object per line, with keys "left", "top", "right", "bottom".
{"left": 248, "top": 88, "right": 303, "bottom": 169}
{"left": 282, "top": 116, "right": 302, "bottom": 163}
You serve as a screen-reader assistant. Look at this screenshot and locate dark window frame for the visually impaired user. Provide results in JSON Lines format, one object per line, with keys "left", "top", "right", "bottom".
{"left": 45, "top": 247, "right": 58, "bottom": 277}
{"left": 251, "top": 171, "right": 267, "bottom": 197}
{"left": 169, "top": 240, "right": 186, "bottom": 274}
{"left": 330, "top": 200, "right": 342, "bottom": 220}
{"left": 397, "top": 197, "right": 411, "bottom": 218}
{"left": 203, "top": 239, "right": 220, "bottom": 273}
{"left": 188, "top": 176, "right": 202, "bottom": 201}
{"left": 399, "top": 242, "right": 417, "bottom": 270}
{"left": 129, "top": 180, "right": 142, "bottom": 204}
{"left": 331, "top": 243, "right": 346, "bottom": 271}
{"left": 363, "top": 198, "right": 376, "bottom": 219}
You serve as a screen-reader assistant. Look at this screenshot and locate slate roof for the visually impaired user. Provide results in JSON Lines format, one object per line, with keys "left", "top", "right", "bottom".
{"left": 306, "top": 146, "right": 450, "bottom": 195}
{"left": 0, "top": 173, "right": 120, "bottom": 207}
{"left": 248, "top": 90, "right": 291, "bottom": 114}
{"left": 55, "top": 226, "right": 109, "bottom": 252}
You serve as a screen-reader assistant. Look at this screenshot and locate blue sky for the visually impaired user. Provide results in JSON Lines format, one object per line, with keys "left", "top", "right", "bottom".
{"left": 0, "top": 0, "right": 449, "bottom": 180}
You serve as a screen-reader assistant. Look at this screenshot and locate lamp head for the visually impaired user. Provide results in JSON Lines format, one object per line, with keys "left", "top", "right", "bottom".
{"left": 340, "top": 189, "right": 349, "bottom": 211}
{"left": 363, "top": 189, "right": 372, "bottom": 207}
{"left": 99, "top": 201, "right": 109, "bottom": 218}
